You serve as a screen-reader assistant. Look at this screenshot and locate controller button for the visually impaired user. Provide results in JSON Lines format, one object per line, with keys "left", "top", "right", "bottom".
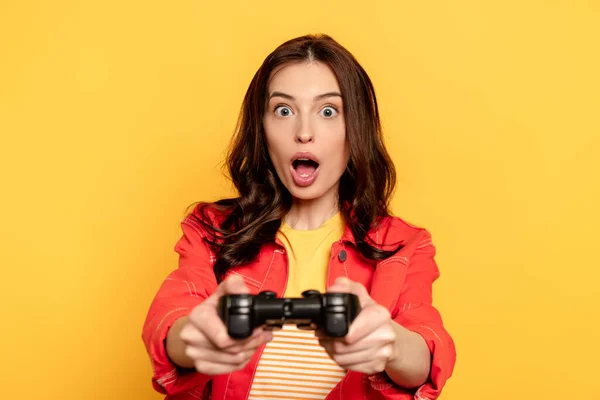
{"left": 258, "top": 291, "right": 277, "bottom": 299}
{"left": 301, "top": 290, "right": 320, "bottom": 298}
{"left": 283, "top": 302, "right": 292, "bottom": 313}
{"left": 229, "top": 296, "right": 252, "bottom": 308}
{"left": 325, "top": 294, "right": 346, "bottom": 306}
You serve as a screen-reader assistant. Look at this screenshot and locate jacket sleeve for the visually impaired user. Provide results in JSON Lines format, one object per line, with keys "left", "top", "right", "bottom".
{"left": 141, "top": 214, "right": 219, "bottom": 395}
{"left": 391, "top": 231, "right": 456, "bottom": 400}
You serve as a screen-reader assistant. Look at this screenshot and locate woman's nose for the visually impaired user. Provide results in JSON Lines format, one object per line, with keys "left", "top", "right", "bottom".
{"left": 296, "top": 132, "right": 314, "bottom": 143}
{"left": 295, "top": 118, "right": 314, "bottom": 143}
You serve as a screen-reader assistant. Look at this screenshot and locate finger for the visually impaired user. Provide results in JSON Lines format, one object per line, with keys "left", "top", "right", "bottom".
{"left": 345, "top": 304, "right": 391, "bottom": 344}
{"left": 186, "top": 305, "right": 237, "bottom": 348}
{"left": 339, "top": 359, "right": 387, "bottom": 376}
{"left": 329, "top": 345, "right": 394, "bottom": 368}
{"left": 319, "top": 334, "right": 369, "bottom": 354}
{"left": 327, "top": 276, "right": 352, "bottom": 293}
{"left": 314, "top": 328, "right": 326, "bottom": 339}
{"left": 188, "top": 275, "right": 252, "bottom": 348}
{"left": 185, "top": 345, "right": 257, "bottom": 366}
{"left": 347, "top": 280, "right": 374, "bottom": 308}
{"left": 192, "top": 358, "right": 252, "bottom": 375}
{"left": 328, "top": 277, "right": 374, "bottom": 309}
{"left": 182, "top": 322, "right": 265, "bottom": 348}
{"left": 222, "top": 329, "right": 273, "bottom": 354}
{"left": 319, "top": 324, "right": 395, "bottom": 354}
{"left": 202, "top": 274, "right": 250, "bottom": 308}
{"left": 180, "top": 319, "right": 208, "bottom": 345}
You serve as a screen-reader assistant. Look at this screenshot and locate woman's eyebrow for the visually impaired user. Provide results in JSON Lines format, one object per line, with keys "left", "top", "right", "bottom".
{"left": 269, "top": 91, "right": 343, "bottom": 101}
{"left": 314, "top": 91, "right": 342, "bottom": 101}
{"left": 270, "top": 91, "right": 295, "bottom": 100}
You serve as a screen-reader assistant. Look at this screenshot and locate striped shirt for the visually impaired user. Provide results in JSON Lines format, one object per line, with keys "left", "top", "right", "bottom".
{"left": 248, "top": 325, "right": 347, "bottom": 400}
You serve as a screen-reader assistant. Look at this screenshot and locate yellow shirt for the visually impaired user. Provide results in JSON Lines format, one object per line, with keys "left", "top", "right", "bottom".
{"left": 247, "top": 212, "right": 347, "bottom": 400}
{"left": 278, "top": 212, "right": 345, "bottom": 297}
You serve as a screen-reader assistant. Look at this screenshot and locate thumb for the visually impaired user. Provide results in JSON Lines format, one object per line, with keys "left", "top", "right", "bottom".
{"left": 219, "top": 274, "right": 250, "bottom": 296}
{"left": 328, "top": 276, "right": 352, "bottom": 293}
{"left": 204, "top": 274, "right": 249, "bottom": 307}
{"left": 329, "top": 276, "right": 373, "bottom": 308}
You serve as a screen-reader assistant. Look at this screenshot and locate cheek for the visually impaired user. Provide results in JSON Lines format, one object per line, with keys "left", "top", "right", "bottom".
{"left": 330, "top": 127, "right": 349, "bottom": 168}
{"left": 264, "top": 132, "right": 288, "bottom": 171}
{"left": 264, "top": 119, "right": 291, "bottom": 153}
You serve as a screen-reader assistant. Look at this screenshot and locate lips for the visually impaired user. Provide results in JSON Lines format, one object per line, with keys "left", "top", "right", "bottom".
{"left": 290, "top": 152, "right": 320, "bottom": 187}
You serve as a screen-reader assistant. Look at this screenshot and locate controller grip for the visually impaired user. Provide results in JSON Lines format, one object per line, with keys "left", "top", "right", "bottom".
{"left": 322, "top": 293, "right": 361, "bottom": 337}
{"left": 323, "top": 312, "right": 349, "bottom": 337}
{"left": 218, "top": 294, "right": 255, "bottom": 339}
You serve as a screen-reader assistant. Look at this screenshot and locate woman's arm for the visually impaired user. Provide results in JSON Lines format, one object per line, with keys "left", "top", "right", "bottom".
{"left": 166, "top": 316, "right": 196, "bottom": 369}
{"left": 384, "top": 322, "right": 431, "bottom": 388}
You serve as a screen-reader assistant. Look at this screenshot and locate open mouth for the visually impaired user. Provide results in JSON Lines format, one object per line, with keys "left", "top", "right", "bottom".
{"left": 292, "top": 158, "right": 320, "bottom": 177}
{"left": 290, "top": 153, "right": 320, "bottom": 187}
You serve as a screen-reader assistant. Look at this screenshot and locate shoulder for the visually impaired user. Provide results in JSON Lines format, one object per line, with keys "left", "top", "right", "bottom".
{"left": 373, "top": 214, "right": 435, "bottom": 253}
{"left": 182, "top": 201, "right": 233, "bottom": 235}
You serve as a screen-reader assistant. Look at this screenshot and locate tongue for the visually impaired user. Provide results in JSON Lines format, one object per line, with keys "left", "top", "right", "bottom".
{"left": 296, "top": 161, "right": 317, "bottom": 176}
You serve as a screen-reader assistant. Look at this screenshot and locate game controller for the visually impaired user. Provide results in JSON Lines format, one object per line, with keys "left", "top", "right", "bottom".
{"left": 217, "top": 289, "right": 361, "bottom": 339}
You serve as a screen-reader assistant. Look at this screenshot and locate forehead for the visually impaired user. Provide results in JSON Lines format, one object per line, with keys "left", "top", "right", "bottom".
{"left": 267, "top": 61, "right": 341, "bottom": 96}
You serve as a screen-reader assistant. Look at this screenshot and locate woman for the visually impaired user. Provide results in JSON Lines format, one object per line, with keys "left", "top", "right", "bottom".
{"left": 142, "top": 34, "right": 456, "bottom": 400}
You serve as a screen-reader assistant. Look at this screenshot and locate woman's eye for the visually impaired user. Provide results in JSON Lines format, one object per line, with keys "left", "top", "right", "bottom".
{"left": 274, "top": 106, "right": 293, "bottom": 117}
{"left": 320, "top": 106, "right": 338, "bottom": 118}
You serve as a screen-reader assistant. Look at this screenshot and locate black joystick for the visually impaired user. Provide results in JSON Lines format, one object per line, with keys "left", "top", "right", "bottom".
{"left": 217, "top": 289, "right": 361, "bottom": 339}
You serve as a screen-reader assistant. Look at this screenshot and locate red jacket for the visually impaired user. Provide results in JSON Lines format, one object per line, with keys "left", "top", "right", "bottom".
{"left": 142, "top": 205, "right": 456, "bottom": 400}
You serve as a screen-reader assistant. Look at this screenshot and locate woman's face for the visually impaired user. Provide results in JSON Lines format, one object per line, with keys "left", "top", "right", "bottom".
{"left": 263, "top": 61, "right": 350, "bottom": 204}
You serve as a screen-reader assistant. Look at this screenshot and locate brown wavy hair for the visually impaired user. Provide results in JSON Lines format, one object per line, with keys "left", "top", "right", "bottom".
{"left": 193, "top": 34, "right": 402, "bottom": 282}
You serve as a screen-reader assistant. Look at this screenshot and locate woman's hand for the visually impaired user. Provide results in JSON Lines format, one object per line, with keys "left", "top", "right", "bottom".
{"left": 317, "top": 277, "right": 397, "bottom": 375}
{"left": 172, "top": 275, "right": 273, "bottom": 375}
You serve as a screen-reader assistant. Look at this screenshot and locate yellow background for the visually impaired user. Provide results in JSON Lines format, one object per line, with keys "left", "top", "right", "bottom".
{"left": 1, "top": 1, "right": 599, "bottom": 399}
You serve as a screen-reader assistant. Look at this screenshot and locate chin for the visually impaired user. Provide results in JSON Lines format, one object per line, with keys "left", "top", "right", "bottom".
{"left": 288, "top": 184, "right": 336, "bottom": 202}
{"left": 290, "top": 192, "right": 322, "bottom": 201}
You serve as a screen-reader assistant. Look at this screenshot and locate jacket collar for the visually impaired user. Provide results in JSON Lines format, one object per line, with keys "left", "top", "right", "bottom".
{"left": 274, "top": 207, "right": 386, "bottom": 249}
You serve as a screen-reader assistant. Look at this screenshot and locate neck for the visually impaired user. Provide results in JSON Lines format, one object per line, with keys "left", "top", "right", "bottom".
{"left": 285, "top": 191, "right": 339, "bottom": 231}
